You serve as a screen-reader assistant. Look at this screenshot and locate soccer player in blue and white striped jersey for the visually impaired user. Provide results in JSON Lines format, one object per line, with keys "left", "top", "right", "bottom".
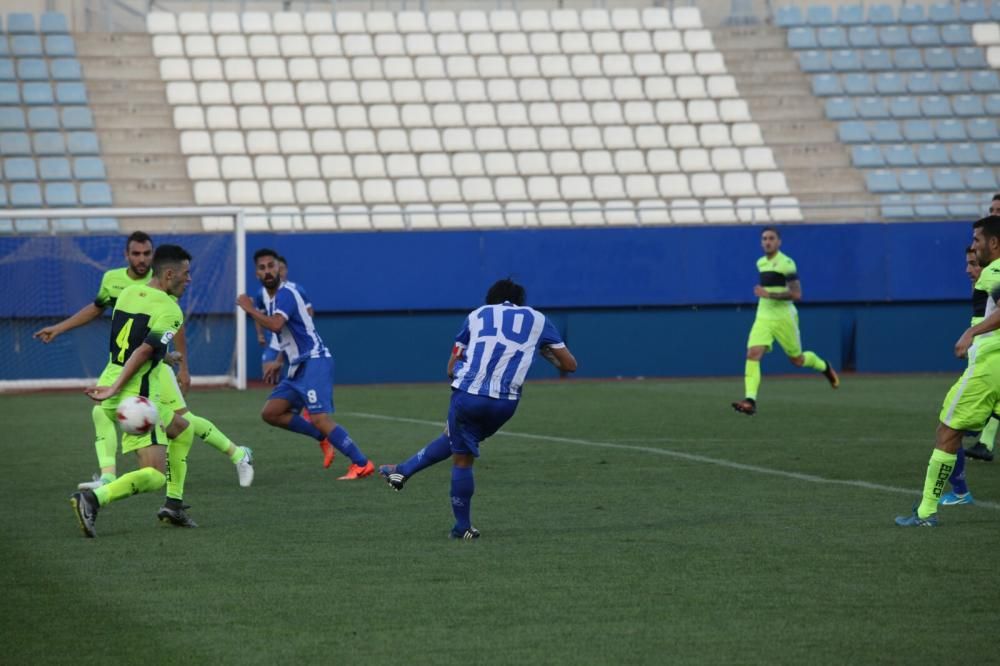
{"left": 238, "top": 248, "right": 375, "bottom": 480}
{"left": 380, "top": 278, "right": 577, "bottom": 539}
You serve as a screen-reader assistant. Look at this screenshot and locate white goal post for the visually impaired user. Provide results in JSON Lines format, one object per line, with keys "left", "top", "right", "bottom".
{"left": 0, "top": 206, "right": 248, "bottom": 392}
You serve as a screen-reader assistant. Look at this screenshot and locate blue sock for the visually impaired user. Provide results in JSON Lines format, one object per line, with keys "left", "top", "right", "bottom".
{"left": 397, "top": 434, "right": 452, "bottom": 478}
{"left": 450, "top": 466, "right": 475, "bottom": 532}
{"left": 288, "top": 414, "right": 323, "bottom": 440}
{"left": 949, "top": 447, "right": 969, "bottom": 495}
{"left": 329, "top": 425, "right": 367, "bottom": 466}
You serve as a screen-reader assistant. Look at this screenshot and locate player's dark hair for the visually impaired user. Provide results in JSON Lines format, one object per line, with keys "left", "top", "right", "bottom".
{"left": 761, "top": 226, "right": 781, "bottom": 239}
{"left": 973, "top": 216, "right": 1000, "bottom": 242}
{"left": 992, "top": 193, "right": 1000, "bottom": 202}
{"left": 277, "top": 255, "right": 288, "bottom": 266}
{"left": 253, "top": 248, "right": 279, "bottom": 264}
{"left": 126, "top": 231, "right": 152, "bottom": 250}
{"left": 152, "top": 244, "right": 192, "bottom": 275}
{"left": 485, "top": 278, "right": 526, "bottom": 306}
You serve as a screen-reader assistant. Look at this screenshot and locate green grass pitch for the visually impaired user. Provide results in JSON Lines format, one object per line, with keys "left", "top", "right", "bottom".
{"left": 2, "top": 374, "right": 999, "bottom": 664}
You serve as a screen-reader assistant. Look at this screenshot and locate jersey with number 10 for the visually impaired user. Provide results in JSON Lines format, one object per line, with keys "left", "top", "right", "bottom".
{"left": 451, "top": 302, "right": 565, "bottom": 401}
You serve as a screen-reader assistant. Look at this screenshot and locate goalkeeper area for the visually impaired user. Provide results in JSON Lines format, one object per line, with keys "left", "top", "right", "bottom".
{"left": 2, "top": 375, "right": 998, "bottom": 663}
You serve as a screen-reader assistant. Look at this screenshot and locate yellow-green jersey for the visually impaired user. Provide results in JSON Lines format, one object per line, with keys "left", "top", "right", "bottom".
{"left": 94, "top": 267, "right": 151, "bottom": 310}
{"left": 755, "top": 251, "right": 798, "bottom": 320}
{"left": 971, "top": 257, "right": 1000, "bottom": 354}
{"left": 96, "top": 284, "right": 184, "bottom": 398}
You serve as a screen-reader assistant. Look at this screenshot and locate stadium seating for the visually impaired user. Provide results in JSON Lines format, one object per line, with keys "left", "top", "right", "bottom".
{"left": 0, "top": 12, "right": 115, "bottom": 232}
{"left": 147, "top": 7, "right": 799, "bottom": 228}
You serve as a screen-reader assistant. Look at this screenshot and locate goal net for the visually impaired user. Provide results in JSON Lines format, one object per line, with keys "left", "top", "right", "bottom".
{"left": 0, "top": 207, "right": 247, "bottom": 392}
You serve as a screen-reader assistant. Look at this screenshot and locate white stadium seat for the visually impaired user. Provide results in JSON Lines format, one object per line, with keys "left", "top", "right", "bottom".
{"left": 737, "top": 197, "right": 771, "bottom": 223}
{"left": 704, "top": 198, "right": 737, "bottom": 223}
{"left": 174, "top": 106, "right": 205, "bottom": 129}
{"left": 147, "top": 12, "right": 177, "bottom": 35}
{"left": 187, "top": 156, "right": 218, "bottom": 179}
{"left": 770, "top": 197, "right": 803, "bottom": 222}
{"left": 671, "top": 199, "right": 704, "bottom": 224}
{"left": 210, "top": 13, "right": 240, "bottom": 34}
{"left": 679, "top": 148, "right": 711, "bottom": 172}
{"left": 221, "top": 156, "right": 253, "bottom": 179}
{"left": 217, "top": 35, "right": 248, "bottom": 57}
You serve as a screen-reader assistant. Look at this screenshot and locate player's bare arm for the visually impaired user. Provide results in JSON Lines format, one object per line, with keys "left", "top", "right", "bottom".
{"left": 446, "top": 344, "right": 464, "bottom": 379}
{"left": 85, "top": 343, "right": 154, "bottom": 402}
{"left": 173, "top": 325, "right": 191, "bottom": 393}
{"left": 542, "top": 346, "right": 578, "bottom": 372}
{"left": 263, "top": 352, "right": 285, "bottom": 384}
{"left": 237, "top": 294, "right": 286, "bottom": 332}
{"left": 33, "top": 302, "right": 105, "bottom": 343}
{"left": 755, "top": 279, "right": 802, "bottom": 302}
{"left": 956, "top": 304, "right": 1000, "bottom": 357}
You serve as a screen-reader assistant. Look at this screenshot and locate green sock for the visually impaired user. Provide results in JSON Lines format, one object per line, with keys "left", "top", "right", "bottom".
{"left": 165, "top": 424, "right": 195, "bottom": 502}
{"left": 187, "top": 413, "right": 234, "bottom": 457}
{"left": 93, "top": 467, "right": 166, "bottom": 507}
{"left": 801, "top": 351, "right": 828, "bottom": 372}
{"left": 92, "top": 405, "right": 118, "bottom": 477}
{"left": 917, "top": 449, "right": 957, "bottom": 519}
{"left": 980, "top": 417, "right": 998, "bottom": 452}
{"left": 744, "top": 359, "right": 761, "bottom": 400}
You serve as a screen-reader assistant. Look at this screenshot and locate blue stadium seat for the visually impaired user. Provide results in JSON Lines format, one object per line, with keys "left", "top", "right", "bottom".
{"left": 862, "top": 49, "right": 892, "bottom": 70}
{"left": 932, "top": 168, "right": 964, "bottom": 191}
{"left": 7, "top": 13, "right": 36, "bottom": 34}
{"left": 40, "top": 12, "right": 70, "bottom": 34}
{"left": 0, "top": 37, "right": 7, "bottom": 57}
{"left": 10, "top": 183, "right": 42, "bottom": 207}
{"left": 830, "top": 49, "right": 862, "bottom": 71}
{"left": 0, "top": 219, "right": 10, "bottom": 234}
{"left": 899, "top": 169, "right": 932, "bottom": 192}
{"left": 953, "top": 95, "right": 985, "bottom": 117}
{"left": 22, "top": 82, "right": 54, "bottom": 105}
{"left": 936, "top": 119, "right": 968, "bottom": 141}
{"left": 837, "top": 120, "right": 869, "bottom": 143}
{"left": 11, "top": 35, "right": 43, "bottom": 57}
{"left": 914, "top": 193, "right": 948, "bottom": 218}
{"left": 925, "top": 48, "right": 956, "bottom": 69}
{"left": 903, "top": 119, "right": 935, "bottom": 142}
{"left": 774, "top": 5, "right": 804, "bottom": 27}
{"left": 897, "top": 4, "right": 926, "bottom": 23}
{"left": 837, "top": 3, "right": 865, "bottom": 25}
{"left": 938, "top": 72, "right": 969, "bottom": 94}
{"left": 885, "top": 144, "right": 918, "bottom": 166}
{"left": 866, "top": 169, "right": 899, "bottom": 192}
{"left": 15, "top": 58, "right": 47, "bottom": 81}
{"left": 955, "top": 47, "right": 987, "bottom": 69}
{"left": 68, "top": 132, "right": 99, "bottom": 154}
{"left": 881, "top": 194, "right": 913, "bottom": 219}
{"left": 825, "top": 97, "right": 856, "bottom": 119}
{"left": 45, "top": 182, "right": 77, "bottom": 207}
{"left": 872, "top": 120, "right": 903, "bottom": 142}
{"left": 52, "top": 218, "right": 85, "bottom": 233}
{"left": 950, "top": 143, "right": 981, "bottom": 166}
{"left": 921, "top": 95, "right": 952, "bottom": 117}
{"left": 0, "top": 82, "right": 20, "bottom": 104}
{"left": 983, "top": 142, "right": 1000, "bottom": 165}
{"left": 14, "top": 219, "right": 49, "bottom": 233}
{"left": 788, "top": 27, "right": 817, "bottom": 50}
{"left": 0, "top": 107, "right": 24, "bottom": 129}
{"left": 852, "top": 144, "right": 884, "bottom": 167}
{"left": 44, "top": 36, "right": 76, "bottom": 57}
{"left": 55, "top": 82, "right": 87, "bottom": 105}
{"left": 4, "top": 157, "right": 36, "bottom": 180}
{"left": 61, "top": 106, "right": 93, "bottom": 130}
{"left": 50, "top": 58, "right": 82, "bottom": 81}
{"left": 911, "top": 25, "right": 941, "bottom": 47}
{"left": 80, "top": 182, "right": 113, "bottom": 207}
{"left": 0, "top": 132, "right": 30, "bottom": 155}
{"left": 817, "top": 27, "right": 847, "bottom": 48}
{"left": 33, "top": 131, "right": 65, "bottom": 155}
{"left": 27, "top": 106, "right": 58, "bottom": 130}
{"left": 86, "top": 218, "right": 121, "bottom": 233}
{"left": 928, "top": 2, "right": 958, "bottom": 23}
{"left": 958, "top": 0, "right": 989, "bottom": 22}
{"left": 966, "top": 167, "right": 999, "bottom": 190}
{"left": 74, "top": 157, "right": 106, "bottom": 180}
{"left": 968, "top": 119, "right": 999, "bottom": 141}
{"left": 848, "top": 26, "right": 878, "bottom": 48}
{"left": 941, "top": 24, "right": 973, "bottom": 46}
{"left": 889, "top": 96, "right": 920, "bottom": 118}
{"left": 39, "top": 157, "right": 71, "bottom": 180}
{"left": 894, "top": 48, "right": 923, "bottom": 70}
{"left": 0, "top": 184, "right": 6, "bottom": 208}
{"left": 983, "top": 94, "right": 1000, "bottom": 117}
{"left": 907, "top": 72, "right": 937, "bottom": 94}
{"left": 875, "top": 72, "right": 905, "bottom": 94}
{"left": 857, "top": 96, "right": 889, "bottom": 118}
{"left": 0, "top": 59, "right": 13, "bottom": 81}
{"left": 879, "top": 26, "right": 910, "bottom": 47}
{"left": 843, "top": 72, "right": 873, "bottom": 95}
{"left": 798, "top": 50, "right": 829, "bottom": 73}
{"left": 971, "top": 71, "right": 1000, "bottom": 93}
{"left": 812, "top": 74, "right": 842, "bottom": 96}
{"left": 994, "top": 2, "right": 1000, "bottom": 20}
{"left": 949, "top": 192, "right": 981, "bottom": 218}
{"left": 867, "top": 3, "right": 895, "bottom": 25}
{"left": 917, "top": 143, "right": 950, "bottom": 165}
{"left": 806, "top": 4, "right": 835, "bottom": 26}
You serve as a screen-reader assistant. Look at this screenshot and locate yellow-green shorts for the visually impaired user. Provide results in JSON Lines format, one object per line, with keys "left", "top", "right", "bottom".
{"left": 747, "top": 314, "right": 802, "bottom": 358}
{"left": 940, "top": 347, "right": 1000, "bottom": 431}
{"left": 98, "top": 366, "right": 182, "bottom": 453}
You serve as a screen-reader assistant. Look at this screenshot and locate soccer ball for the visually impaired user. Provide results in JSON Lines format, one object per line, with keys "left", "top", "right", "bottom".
{"left": 116, "top": 396, "right": 159, "bottom": 435}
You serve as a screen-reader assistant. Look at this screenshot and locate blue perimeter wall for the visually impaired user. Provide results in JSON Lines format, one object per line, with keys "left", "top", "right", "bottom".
{"left": 0, "top": 222, "right": 975, "bottom": 382}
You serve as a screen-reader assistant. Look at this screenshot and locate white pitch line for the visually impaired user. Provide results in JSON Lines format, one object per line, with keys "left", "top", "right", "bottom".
{"left": 345, "top": 410, "right": 1000, "bottom": 512}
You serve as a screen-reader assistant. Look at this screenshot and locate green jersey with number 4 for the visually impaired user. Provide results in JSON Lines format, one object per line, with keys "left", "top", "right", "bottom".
{"left": 96, "top": 284, "right": 184, "bottom": 400}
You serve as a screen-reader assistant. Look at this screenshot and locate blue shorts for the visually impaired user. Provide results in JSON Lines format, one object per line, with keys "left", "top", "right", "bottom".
{"left": 261, "top": 347, "right": 280, "bottom": 364}
{"left": 267, "top": 356, "right": 335, "bottom": 414}
{"left": 447, "top": 389, "right": 518, "bottom": 457}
